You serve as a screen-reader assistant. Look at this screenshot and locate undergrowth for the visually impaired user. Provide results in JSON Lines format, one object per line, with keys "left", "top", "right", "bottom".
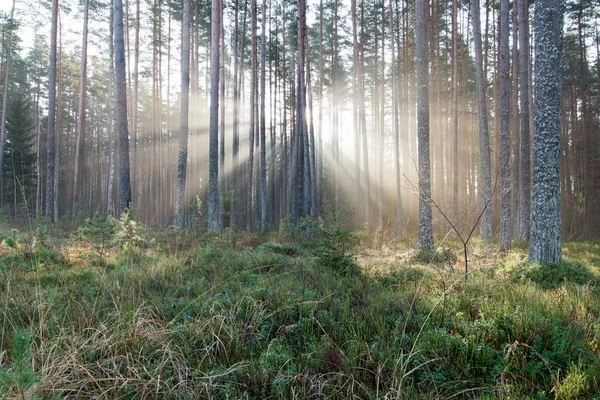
{"left": 0, "top": 218, "right": 599, "bottom": 399}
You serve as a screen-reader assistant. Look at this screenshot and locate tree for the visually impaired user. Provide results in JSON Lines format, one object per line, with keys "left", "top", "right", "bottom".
{"left": 518, "top": 0, "right": 531, "bottom": 241}
{"left": 499, "top": 0, "right": 511, "bottom": 251}
{"left": 207, "top": 0, "right": 221, "bottom": 232}
{"left": 114, "top": 0, "right": 132, "bottom": 212}
{"left": 470, "top": 0, "right": 493, "bottom": 247}
{"left": 72, "top": 0, "right": 90, "bottom": 217}
{"left": 260, "top": 0, "right": 268, "bottom": 231}
{"left": 3, "top": 90, "right": 36, "bottom": 217}
{"left": 529, "top": 0, "right": 564, "bottom": 263}
{"left": 416, "top": 0, "right": 432, "bottom": 250}
{"left": 0, "top": 0, "right": 17, "bottom": 209}
{"left": 45, "top": 0, "right": 59, "bottom": 224}
{"left": 174, "top": 0, "right": 190, "bottom": 230}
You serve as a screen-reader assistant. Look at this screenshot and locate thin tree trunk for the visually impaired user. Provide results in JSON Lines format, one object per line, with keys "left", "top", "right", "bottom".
{"left": 518, "top": 0, "right": 531, "bottom": 241}
{"left": 390, "top": 0, "right": 401, "bottom": 239}
{"left": 72, "top": 0, "right": 89, "bottom": 217}
{"left": 416, "top": 0, "right": 432, "bottom": 249}
{"left": 499, "top": 0, "right": 511, "bottom": 250}
{"left": 208, "top": 0, "right": 221, "bottom": 231}
{"left": 114, "top": 0, "right": 132, "bottom": 212}
{"left": 470, "top": 0, "right": 493, "bottom": 246}
{"left": 45, "top": 0, "right": 59, "bottom": 224}
{"left": 174, "top": 0, "right": 190, "bottom": 229}
{"left": 247, "top": 0, "right": 257, "bottom": 231}
{"left": 260, "top": 0, "right": 268, "bottom": 230}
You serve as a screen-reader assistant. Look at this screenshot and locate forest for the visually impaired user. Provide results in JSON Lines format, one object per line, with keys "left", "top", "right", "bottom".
{"left": 0, "top": 0, "right": 600, "bottom": 397}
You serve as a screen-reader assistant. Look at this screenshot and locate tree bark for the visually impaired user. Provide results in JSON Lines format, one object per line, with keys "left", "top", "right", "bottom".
{"left": 72, "top": 0, "right": 89, "bottom": 217}
{"left": 499, "top": 0, "right": 511, "bottom": 250}
{"left": 45, "top": 0, "right": 59, "bottom": 224}
{"left": 470, "top": 0, "right": 493, "bottom": 246}
{"left": 416, "top": 0, "right": 432, "bottom": 249}
{"left": 174, "top": 0, "right": 190, "bottom": 229}
{"left": 518, "top": 0, "right": 531, "bottom": 241}
{"left": 529, "top": 0, "right": 563, "bottom": 263}
{"left": 208, "top": 0, "right": 221, "bottom": 231}
{"left": 114, "top": 0, "right": 132, "bottom": 212}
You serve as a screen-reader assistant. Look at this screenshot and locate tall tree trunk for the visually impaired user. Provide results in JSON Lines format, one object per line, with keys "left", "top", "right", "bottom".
{"left": 174, "top": 0, "right": 190, "bottom": 229}
{"left": 499, "top": 0, "right": 511, "bottom": 250}
{"left": 360, "top": 0, "right": 370, "bottom": 231}
{"left": 260, "top": 0, "right": 268, "bottom": 230}
{"left": 247, "top": 0, "right": 257, "bottom": 231}
{"left": 219, "top": 0, "right": 226, "bottom": 229}
{"left": 72, "top": 0, "right": 89, "bottom": 217}
{"left": 390, "top": 0, "right": 401, "bottom": 239}
{"left": 511, "top": 4, "right": 519, "bottom": 238}
{"left": 451, "top": 0, "right": 459, "bottom": 226}
{"left": 291, "top": 0, "right": 307, "bottom": 226}
{"left": 529, "top": 0, "right": 563, "bottom": 263}
{"left": 416, "top": 0, "right": 432, "bottom": 249}
{"left": 0, "top": 0, "right": 16, "bottom": 209}
{"left": 352, "top": 0, "right": 359, "bottom": 220}
{"left": 208, "top": 0, "right": 221, "bottom": 231}
{"left": 518, "top": 0, "right": 531, "bottom": 241}
{"left": 114, "top": 0, "right": 132, "bottom": 212}
{"left": 45, "top": 0, "right": 59, "bottom": 224}
{"left": 470, "top": 0, "right": 493, "bottom": 246}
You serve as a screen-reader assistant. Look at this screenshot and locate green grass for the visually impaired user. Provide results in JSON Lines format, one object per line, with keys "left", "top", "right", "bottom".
{"left": 1, "top": 226, "right": 599, "bottom": 399}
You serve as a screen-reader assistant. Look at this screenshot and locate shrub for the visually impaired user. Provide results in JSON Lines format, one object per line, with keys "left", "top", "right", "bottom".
{"left": 311, "top": 205, "right": 357, "bottom": 275}
{"left": 411, "top": 248, "right": 457, "bottom": 268}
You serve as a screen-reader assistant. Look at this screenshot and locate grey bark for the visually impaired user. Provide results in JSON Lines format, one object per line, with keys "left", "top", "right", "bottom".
{"left": 45, "top": 0, "right": 59, "bottom": 224}
{"left": 529, "top": 0, "right": 563, "bottom": 263}
{"left": 470, "top": 0, "right": 493, "bottom": 246}
{"left": 390, "top": 0, "right": 401, "bottom": 239}
{"left": 107, "top": 4, "right": 115, "bottom": 214}
{"left": 260, "top": 0, "right": 268, "bottom": 230}
{"left": 72, "top": 0, "right": 89, "bottom": 217}
{"left": 360, "top": 0, "right": 370, "bottom": 231}
{"left": 451, "top": 0, "right": 459, "bottom": 227}
{"left": 174, "top": 0, "right": 190, "bottom": 230}
{"left": 518, "top": 0, "right": 531, "bottom": 241}
{"left": 219, "top": 0, "right": 225, "bottom": 230}
{"left": 114, "top": 0, "right": 132, "bottom": 212}
{"left": 416, "top": 0, "right": 432, "bottom": 249}
{"left": 499, "top": 0, "right": 511, "bottom": 250}
{"left": 247, "top": 0, "right": 256, "bottom": 231}
{"left": 511, "top": 4, "right": 520, "bottom": 238}
{"left": 208, "top": 0, "right": 221, "bottom": 231}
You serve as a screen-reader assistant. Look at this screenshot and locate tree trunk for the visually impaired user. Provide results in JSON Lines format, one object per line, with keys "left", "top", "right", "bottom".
{"left": 260, "top": 0, "right": 268, "bottom": 230}
{"left": 518, "top": 0, "right": 531, "bottom": 241}
{"left": 416, "top": 0, "right": 432, "bottom": 249}
{"left": 45, "top": 0, "right": 59, "bottom": 224}
{"left": 470, "top": 0, "right": 493, "bottom": 246}
{"left": 114, "top": 0, "right": 132, "bottom": 212}
{"left": 499, "top": 0, "right": 511, "bottom": 251}
{"left": 390, "top": 0, "right": 401, "bottom": 239}
{"left": 72, "top": 0, "right": 89, "bottom": 217}
{"left": 529, "top": 0, "right": 563, "bottom": 263}
{"left": 208, "top": 0, "right": 221, "bottom": 231}
{"left": 247, "top": 0, "right": 257, "bottom": 231}
{"left": 174, "top": 0, "right": 190, "bottom": 229}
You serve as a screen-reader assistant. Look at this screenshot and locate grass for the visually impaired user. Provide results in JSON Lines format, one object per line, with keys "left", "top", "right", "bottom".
{"left": 0, "top": 221, "right": 599, "bottom": 399}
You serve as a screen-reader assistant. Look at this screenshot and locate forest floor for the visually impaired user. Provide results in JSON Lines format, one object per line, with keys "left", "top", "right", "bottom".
{"left": 1, "top": 215, "right": 600, "bottom": 399}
